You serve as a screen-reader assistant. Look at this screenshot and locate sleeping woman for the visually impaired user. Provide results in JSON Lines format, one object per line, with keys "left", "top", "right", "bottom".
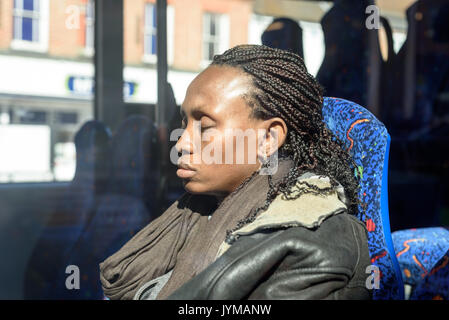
{"left": 99, "top": 44, "right": 372, "bottom": 300}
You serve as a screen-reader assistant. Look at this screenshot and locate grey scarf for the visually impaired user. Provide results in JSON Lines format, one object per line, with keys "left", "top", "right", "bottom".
{"left": 99, "top": 158, "right": 295, "bottom": 300}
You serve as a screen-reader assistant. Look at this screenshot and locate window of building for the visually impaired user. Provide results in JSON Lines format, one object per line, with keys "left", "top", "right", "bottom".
{"left": 84, "top": 0, "right": 95, "bottom": 55}
{"left": 3, "top": 0, "right": 92, "bottom": 183}
{"left": 142, "top": 3, "right": 174, "bottom": 64}
{"left": 144, "top": 3, "right": 157, "bottom": 58}
{"left": 0, "top": 105, "right": 88, "bottom": 183}
{"left": 11, "top": 0, "right": 49, "bottom": 52}
{"left": 202, "top": 12, "right": 229, "bottom": 67}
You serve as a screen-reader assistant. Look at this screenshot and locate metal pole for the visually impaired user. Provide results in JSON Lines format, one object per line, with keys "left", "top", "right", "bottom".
{"left": 156, "top": 0, "right": 169, "bottom": 212}
{"left": 94, "top": 0, "right": 124, "bottom": 133}
{"left": 156, "top": 0, "right": 168, "bottom": 127}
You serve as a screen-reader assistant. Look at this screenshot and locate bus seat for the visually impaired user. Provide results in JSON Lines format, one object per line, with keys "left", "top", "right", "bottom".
{"left": 261, "top": 17, "right": 304, "bottom": 58}
{"left": 59, "top": 115, "right": 157, "bottom": 299}
{"left": 23, "top": 120, "right": 111, "bottom": 299}
{"left": 412, "top": 248, "right": 449, "bottom": 300}
{"left": 317, "top": 0, "right": 381, "bottom": 109}
{"left": 392, "top": 227, "right": 449, "bottom": 299}
{"left": 322, "top": 97, "right": 405, "bottom": 300}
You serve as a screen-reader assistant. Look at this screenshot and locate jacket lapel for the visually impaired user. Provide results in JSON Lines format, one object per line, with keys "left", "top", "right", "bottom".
{"left": 215, "top": 174, "right": 348, "bottom": 259}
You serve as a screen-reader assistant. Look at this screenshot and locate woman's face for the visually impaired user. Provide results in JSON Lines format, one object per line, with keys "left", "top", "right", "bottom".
{"left": 175, "top": 65, "right": 285, "bottom": 200}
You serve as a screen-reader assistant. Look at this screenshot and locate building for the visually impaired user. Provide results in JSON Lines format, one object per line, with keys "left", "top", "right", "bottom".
{"left": 0, "top": 0, "right": 264, "bottom": 182}
{"left": 0, "top": 0, "right": 409, "bottom": 183}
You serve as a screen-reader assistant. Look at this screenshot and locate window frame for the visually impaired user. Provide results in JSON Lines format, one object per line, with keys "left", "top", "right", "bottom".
{"left": 143, "top": 2, "right": 157, "bottom": 63}
{"left": 142, "top": 3, "right": 174, "bottom": 65}
{"left": 11, "top": 0, "right": 49, "bottom": 53}
{"left": 201, "top": 11, "right": 229, "bottom": 68}
{"left": 83, "top": 0, "right": 95, "bottom": 56}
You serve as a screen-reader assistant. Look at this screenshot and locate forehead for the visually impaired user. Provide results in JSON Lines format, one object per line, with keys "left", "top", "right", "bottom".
{"left": 181, "top": 65, "right": 253, "bottom": 115}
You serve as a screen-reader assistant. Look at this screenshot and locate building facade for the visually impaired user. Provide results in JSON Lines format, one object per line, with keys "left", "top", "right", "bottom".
{"left": 0, "top": 0, "right": 262, "bottom": 182}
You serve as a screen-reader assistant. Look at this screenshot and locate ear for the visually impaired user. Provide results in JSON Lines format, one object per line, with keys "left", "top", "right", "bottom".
{"left": 258, "top": 117, "right": 287, "bottom": 158}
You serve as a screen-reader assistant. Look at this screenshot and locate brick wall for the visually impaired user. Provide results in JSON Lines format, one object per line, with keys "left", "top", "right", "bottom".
{"left": 0, "top": 0, "right": 252, "bottom": 70}
{"left": 48, "top": 0, "right": 86, "bottom": 58}
{"left": 0, "top": 0, "right": 13, "bottom": 50}
{"left": 173, "top": 0, "right": 251, "bottom": 71}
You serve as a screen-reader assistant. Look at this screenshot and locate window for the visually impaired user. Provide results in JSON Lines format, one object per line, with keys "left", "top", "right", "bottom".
{"left": 55, "top": 112, "right": 79, "bottom": 125}
{"left": 144, "top": 3, "right": 157, "bottom": 60}
{"left": 142, "top": 3, "right": 174, "bottom": 64}
{"left": 84, "top": 0, "right": 95, "bottom": 55}
{"left": 0, "top": 105, "right": 87, "bottom": 183}
{"left": 202, "top": 12, "right": 229, "bottom": 66}
{"left": 11, "top": 0, "right": 49, "bottom": 52}
{"left": 17, "top": 109, "right": 47, "bottom": 124}
{"left": 301, "top": 21, "right": 325, "bottom": 77}
{"left": 202, "top": 12, "right": 220, "bottom": 62}
{"left": 13, "top": 0, "right": 40, "bottom": 42}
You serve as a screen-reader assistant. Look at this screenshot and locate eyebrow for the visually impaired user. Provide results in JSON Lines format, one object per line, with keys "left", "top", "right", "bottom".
{"left": 180, "top": 105, "right": 214, "bottom": 120}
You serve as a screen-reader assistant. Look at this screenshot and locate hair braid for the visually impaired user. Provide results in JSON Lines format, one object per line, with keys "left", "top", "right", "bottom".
{"left": 210, "top": 45, "right": 364, "bottom": 243}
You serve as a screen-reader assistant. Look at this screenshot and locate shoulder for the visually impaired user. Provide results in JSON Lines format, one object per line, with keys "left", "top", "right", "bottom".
{"left": 215, "top": 173, "right": 355, "bottom": 259}
{"left": 167, "top": 213, "right": 371, "bottom": 300}
{"left": 242, "top": 212, "right": 369, "bottom": 274}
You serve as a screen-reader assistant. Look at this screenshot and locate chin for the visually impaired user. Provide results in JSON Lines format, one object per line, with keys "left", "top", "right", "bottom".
{"left": 182, "top": 180, "right": 221, "bottom": 197}
{"left": 182, "top": 180, "right": 207, "bottom": 194}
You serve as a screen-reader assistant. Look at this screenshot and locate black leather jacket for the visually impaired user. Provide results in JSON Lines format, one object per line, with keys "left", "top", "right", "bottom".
{"left": 167, "top": 212, "right": 372, "bottom": 300}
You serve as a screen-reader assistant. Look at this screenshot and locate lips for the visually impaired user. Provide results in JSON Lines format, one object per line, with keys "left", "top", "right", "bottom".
{"left": 176, "top": 162, "right": 197, "bottom": 179}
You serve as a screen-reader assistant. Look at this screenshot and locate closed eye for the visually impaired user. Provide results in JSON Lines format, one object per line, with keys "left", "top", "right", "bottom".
{"left": 201, "top": 126, "right": 214, "bottom": 133}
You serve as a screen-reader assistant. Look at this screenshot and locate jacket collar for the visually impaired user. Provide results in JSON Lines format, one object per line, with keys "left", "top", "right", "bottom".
{"left": 215, "top": 172, "right": 348, "bottom": 259}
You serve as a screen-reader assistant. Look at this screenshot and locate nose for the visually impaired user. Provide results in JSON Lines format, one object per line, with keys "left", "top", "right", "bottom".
{"left": 175, "top": 128, "right": 194, "bottom": 157}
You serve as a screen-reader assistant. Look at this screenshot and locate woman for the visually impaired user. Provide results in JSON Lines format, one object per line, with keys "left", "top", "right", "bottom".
{"left": 99, "top": 45, "right": 372, "bottom": 300}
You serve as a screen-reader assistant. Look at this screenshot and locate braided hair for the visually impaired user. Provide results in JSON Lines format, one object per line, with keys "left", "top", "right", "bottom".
{"left": 209, "top": 45, "right": 364, "bottom": 242}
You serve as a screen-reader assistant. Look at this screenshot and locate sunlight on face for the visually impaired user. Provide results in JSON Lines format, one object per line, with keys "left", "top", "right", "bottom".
{"left": 174, "top": 65, "right": 267, "bottom": 199}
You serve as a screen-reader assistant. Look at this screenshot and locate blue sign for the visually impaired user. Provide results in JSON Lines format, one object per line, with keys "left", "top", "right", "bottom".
{"left": 67, "top": 76, "right": 137, "bottom": 99}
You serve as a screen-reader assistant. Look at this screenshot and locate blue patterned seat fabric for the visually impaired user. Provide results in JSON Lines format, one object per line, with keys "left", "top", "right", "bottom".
{"left": 392, "top": 227, "right": 449, "bottom": 299}
{"left": 322, "top": 97, "right": 404, "bottom": 300}
{"left": 412, "top": 248, "right": 449, "bottom": 300}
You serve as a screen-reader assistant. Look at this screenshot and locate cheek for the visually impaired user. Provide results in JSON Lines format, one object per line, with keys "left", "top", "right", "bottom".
{"left": 223, "top": 129, "right": 261, "bottom": 165}
{"left": 184, "top": 127, "right": 260, "bottom": 194}
{"left": 182, "top": 164, "right": 230, "bottom": 194}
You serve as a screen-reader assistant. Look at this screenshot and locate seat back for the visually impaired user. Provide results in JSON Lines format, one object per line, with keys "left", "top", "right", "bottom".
{"left": 392, "top": 227, "right": 449, "bottom": 299}
{"left": 261, "top": 17, "right": 304, "bottom": 58}
{"left": 317, "top": 0, "right": 381, "bottom": 108}
{"left": 385, "top": 0, "right": 449, "bottom": 135}
{"left": 412, "top": 247, "right": 449, "bottom": 300}
{"left": 322, "top": 97, "right": 404, "bottom": 299}
{"left": 58, "top": 115, "right": 156, "bottom": 299}
{"left": 23, "top": 120, "right": 111, "bottom": 299}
